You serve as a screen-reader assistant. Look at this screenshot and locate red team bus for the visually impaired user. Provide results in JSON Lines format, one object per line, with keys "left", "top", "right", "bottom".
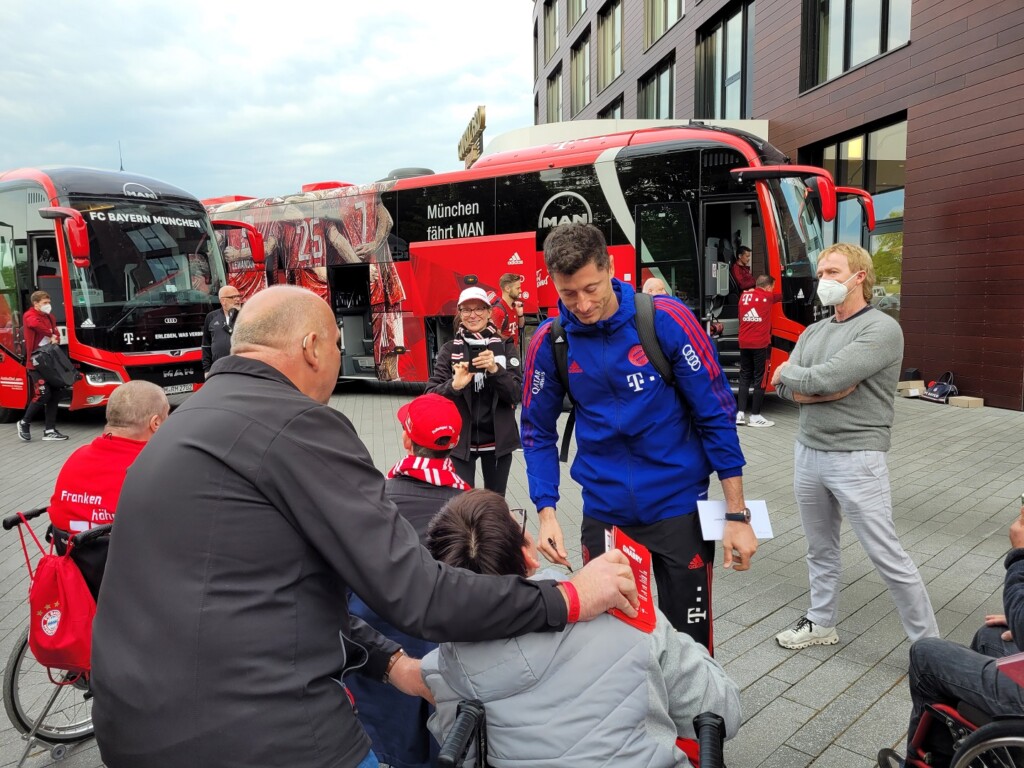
{"left": 0, "top": 167, "right": 263, "bottom": 422}
{"left": 206, "top": 122, "right": 873, "bottom": 383}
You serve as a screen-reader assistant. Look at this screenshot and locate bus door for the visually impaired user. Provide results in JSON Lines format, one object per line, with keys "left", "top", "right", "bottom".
{"left": 0, "top": 226, "right": 29, "bottom": 417}
{"left": 634, "top": 202, "right": 702, "bottom": 313}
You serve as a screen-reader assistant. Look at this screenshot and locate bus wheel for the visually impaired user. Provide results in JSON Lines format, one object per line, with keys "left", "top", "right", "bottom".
{"left": 0, "top": 407, "right": 20, "bottom": 424}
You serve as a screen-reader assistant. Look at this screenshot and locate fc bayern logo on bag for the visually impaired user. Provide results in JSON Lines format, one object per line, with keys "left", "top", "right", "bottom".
{"left": 628, "top": 345, "right": 648, "bottom": 367}
{"left": 41, "top": 609, "right": 61, "bottom": 636}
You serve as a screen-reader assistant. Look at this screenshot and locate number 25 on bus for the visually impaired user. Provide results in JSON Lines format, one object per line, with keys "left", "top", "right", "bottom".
{"left": 205, "top": 122, "right": 874, "bottom": 384}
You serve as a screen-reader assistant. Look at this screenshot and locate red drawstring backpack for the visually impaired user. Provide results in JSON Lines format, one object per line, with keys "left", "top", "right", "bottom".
{"left": 18, "top": 514, "right": 96, "bottom": 680}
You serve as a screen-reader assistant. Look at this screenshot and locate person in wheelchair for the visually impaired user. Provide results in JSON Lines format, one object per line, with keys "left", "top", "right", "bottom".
{"left": 47, "top": 380, "right": 169, "bottom": 596}
{"left": 421, "top": 489, "right": 741, "bottom": 767}
{"left": 879, "top": 506, "right": 1024, "bottom": 767}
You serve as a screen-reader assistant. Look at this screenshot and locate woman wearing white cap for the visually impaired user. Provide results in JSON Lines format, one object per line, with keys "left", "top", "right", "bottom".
{"left": 427, "top": 286, "right": 522, "bottom": 495}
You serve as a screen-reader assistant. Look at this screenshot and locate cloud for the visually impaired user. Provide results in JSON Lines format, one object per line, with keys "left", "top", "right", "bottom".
{"left": 0, "top": 1, "right": 534, "bottom": 199}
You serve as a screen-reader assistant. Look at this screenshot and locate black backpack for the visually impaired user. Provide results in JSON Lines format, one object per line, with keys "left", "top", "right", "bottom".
{"left": 550, "top": 292, "right": 674, "bottom": 462}
{"left": 31, "top": 344, "right": 78, "bottom": 388}
{"left": 920, "top": 371, "right": 958, "bottom": 404}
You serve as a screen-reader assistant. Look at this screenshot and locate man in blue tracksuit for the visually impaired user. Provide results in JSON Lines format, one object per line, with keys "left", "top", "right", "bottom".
{"left": 522, "top": 223, "right": 758, "bottom": 648}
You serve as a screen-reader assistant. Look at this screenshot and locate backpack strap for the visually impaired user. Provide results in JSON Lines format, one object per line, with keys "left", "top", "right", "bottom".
{"left": 550, "top": 319, "right": 577, "bottom": 463}
{"left": 633, "top": 293, "right": 674, "bottom": 387}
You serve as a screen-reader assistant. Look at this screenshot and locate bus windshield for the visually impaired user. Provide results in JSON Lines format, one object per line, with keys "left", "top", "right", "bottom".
{"left": 67, "top": 198, "right": 227, "bottom": 353}
{"left": 767, "top": 178, "right": 827, "bottom": 278}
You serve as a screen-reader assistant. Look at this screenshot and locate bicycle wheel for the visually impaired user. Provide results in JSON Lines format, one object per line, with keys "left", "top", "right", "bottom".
{"left": 950, "top": 718, "right": 1024, "bottom": 768}
{"left": 2, "top": 626, "right": 94, "bottom": 743}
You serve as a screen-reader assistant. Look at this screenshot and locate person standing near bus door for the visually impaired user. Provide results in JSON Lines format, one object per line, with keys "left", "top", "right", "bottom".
{"left": 730, "top": 246, "right": 756, "bottom": 293}
{"left": 521, "top": 223, "right": 757, "bottom": 649}
{"left": 201, "top": 286, "right": 243, "bottom": 377}
{"left": 492, "top": 272, "right": 525, "bottom": 348}
{"left": 17, "top": 290, "right": 68, "bottom": 442}
{"left": 736, "top": 274, "right": 779, "bottom": 428}
{"left": 642, "top": 276, "right": 670, "bottom": 296}
{"left": 427, "top": 287, "right": 521, "bottom": 495}
{"left": 771, "top": 243, "right": 938, "bottom": 650}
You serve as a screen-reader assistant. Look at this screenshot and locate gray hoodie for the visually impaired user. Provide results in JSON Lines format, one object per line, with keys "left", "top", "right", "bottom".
{"left": 421, "top": 569, "right": 741, "bottom": 767}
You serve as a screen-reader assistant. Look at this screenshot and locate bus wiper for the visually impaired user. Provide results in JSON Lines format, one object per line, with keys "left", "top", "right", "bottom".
{"left": 108, "top": 304, "right": 143, "bottom": 333}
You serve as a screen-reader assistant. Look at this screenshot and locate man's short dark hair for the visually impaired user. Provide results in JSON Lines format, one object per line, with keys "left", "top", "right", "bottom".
{"left": 543, "top": 223, "right": 610, "bottom": 276}
{"left": 738, "top": 246, "right": 752, "bottom": 257}
{"left": 427, "top": 489, "right": 527, "bottom": 578}
{"left": 411, "top": 442, "right": 452, "bottom": 460}
{"left": 755, "top": 274, "right": 775, "bottom": 289}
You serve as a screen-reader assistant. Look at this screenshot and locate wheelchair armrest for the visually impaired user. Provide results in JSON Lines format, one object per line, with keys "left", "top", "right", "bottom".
{"left": 72, "top": 524, "right": 113, "bottom": 548}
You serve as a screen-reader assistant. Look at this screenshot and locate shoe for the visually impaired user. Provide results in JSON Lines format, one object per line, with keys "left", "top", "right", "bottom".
{"left": 17, "top": 421, "right": 30, "bottom": 442}
{"left": 42, "top": 429, "right": 69, "bottom": 442}
{"left": 748, "top": 415, "right": 775, "bottom": 427}
{"left": 735, "top": 411, "right": 745, "bottom": 426}
{"left": 876, "top": 747, "right": 905, "bottom": 768}
{"left": 776, "top": 616, "right": 839, "bottom": 649}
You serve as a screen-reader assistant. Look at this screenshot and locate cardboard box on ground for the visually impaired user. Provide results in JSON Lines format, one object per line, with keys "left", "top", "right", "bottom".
{"left": 949, "top": 396, "right": 984, "bottom": 408}
{"left": 896, "top": 380, "right": 925, "bottom": 398}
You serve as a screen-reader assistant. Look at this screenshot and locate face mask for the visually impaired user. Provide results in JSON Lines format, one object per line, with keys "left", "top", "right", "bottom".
{"left": 816, "top": 273, "right": 859, "bottom": 307}
{"left": 40, "top": 304, "right": 52, "bottom": 314}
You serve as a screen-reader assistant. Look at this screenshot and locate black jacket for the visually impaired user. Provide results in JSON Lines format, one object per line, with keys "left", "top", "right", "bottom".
{"left": 201, "top": 308, "right": 233, "bottom": 372}
{"left": 1005, "top": 548, "right": 1024, "bottom": 643}
{"left": 427, "top": 337, "right": 522, "bottom": 460}
{"left": 386, "top": 474, "right": 464, "bottom": 541}
{"left": 91, "top": 355, "right": 567, "bottom": 768}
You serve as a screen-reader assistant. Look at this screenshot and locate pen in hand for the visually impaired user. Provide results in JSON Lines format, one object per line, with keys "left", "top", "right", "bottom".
{"left": 548, "top": 538, "right": 573, "bottom": 572}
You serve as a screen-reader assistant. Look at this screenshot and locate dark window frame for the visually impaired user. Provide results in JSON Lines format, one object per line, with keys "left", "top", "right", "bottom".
{"left": 638, "top": 55, "right": 675, "bottom": 119}
{"left": 694, "top": 0, "right": 755, "bottom": 119}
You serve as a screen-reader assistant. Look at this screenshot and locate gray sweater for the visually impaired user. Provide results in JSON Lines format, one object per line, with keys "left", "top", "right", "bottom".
{"left": 421, "top": 568, "right": 741, "bottom": 767}
{"left": 776, "top": 307, "right": 903, "bottom": 452}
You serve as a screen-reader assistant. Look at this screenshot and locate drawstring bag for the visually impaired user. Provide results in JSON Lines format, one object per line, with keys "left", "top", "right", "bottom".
{"left": 19, "top": 514, "right": 96, "bottom": 680}
{"left": 920, "top": 371, "right": 958, "bottom": 404}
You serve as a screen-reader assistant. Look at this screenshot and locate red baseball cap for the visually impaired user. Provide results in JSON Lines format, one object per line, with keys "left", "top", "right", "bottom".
{"left": 396, "top": 394, "right": 462, "bottom": 450}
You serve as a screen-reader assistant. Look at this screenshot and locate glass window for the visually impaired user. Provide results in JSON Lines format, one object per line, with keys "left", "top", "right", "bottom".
{"left": 639, "top": 58, "right": 674, "bottom": 119}
{"left": 598, "top": 96, "right": 624, "bottom": 118}
{"left": 547, "top": 69, "right": 563, "bottom": 122}
{"left": 645, "top": 0, "right": 684, "bottom": 49}
{"left": 571, "top": 33, "right": 592, "bottom": 116}
{"left": 695, "top": 1, "right": 755, "bottom": 120}
{"left": 839, "top": 135, "right": 865, "bottom": 189}
{"left": 803, "top": 0, "right": 910, "bottom": 89}
{"left": 569, "top": 0, "right": 587, "bottom": 28}
{"left": 598, "top": 0, "right": 623, "bottom": 91}
{"left": 544, "top": 0, "right": 559, "bottom": 63}
{"left": 868, "top": 121, "right": 907, "bottom": 193}
{"left": 534, "top": 24, "right": 540, "bottom": 81}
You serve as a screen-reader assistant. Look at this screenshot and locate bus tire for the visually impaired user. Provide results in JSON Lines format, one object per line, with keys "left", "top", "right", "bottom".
{"left": 0, "top": 406, "right": 20, "bottom": 424}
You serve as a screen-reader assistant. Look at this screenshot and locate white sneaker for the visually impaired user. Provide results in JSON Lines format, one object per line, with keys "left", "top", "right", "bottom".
{"left": 776, "top": 617, "right": 839, "bottom": 649}
{"left": 735, "top": 411, "right": 745, "bottom": 426}
{"left": 748, "top": 415, "right": 775, "bottom": 427}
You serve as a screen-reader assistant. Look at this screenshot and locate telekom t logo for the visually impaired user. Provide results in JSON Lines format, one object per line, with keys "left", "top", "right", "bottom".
{"left": 626, "top": 372, "right": 645, "bottom": 392}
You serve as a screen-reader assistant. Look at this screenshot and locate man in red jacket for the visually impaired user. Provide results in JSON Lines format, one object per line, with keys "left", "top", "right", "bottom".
{"left": 18, "top": 290, "right": 67, "bottom": 441}
{"left": 736, "top": 275, "right": 778, "bottom": 428}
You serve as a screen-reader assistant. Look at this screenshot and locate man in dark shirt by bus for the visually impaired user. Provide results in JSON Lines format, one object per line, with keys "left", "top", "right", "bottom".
{"left": 200, "top": 285, "right": 243, "bottom": 376}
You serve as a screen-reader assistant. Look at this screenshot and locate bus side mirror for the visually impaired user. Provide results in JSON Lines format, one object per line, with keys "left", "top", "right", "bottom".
{"left": 38, "top": 207, "right": 91, "bottom": 268}
{"left": 804, "top": 176, "right": 837, "bottom": 224}
{"left": 211, "top": 220, "right": 266, "bottom": 270}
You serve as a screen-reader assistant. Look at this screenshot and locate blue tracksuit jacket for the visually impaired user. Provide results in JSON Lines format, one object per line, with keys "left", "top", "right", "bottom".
{"left": 521, "top": 279, "right": 744, "bottom": 526}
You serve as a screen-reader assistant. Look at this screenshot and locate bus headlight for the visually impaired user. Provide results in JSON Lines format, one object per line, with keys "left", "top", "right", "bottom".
{"left": 83, "top": 367, "right": 124, "bottom": 386}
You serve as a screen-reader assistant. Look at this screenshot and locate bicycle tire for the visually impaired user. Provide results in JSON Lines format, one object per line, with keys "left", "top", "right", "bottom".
{"left": 950, "top": 718, "right": 1024, "bottom": 768}
{"left": 2, "top": 626, "right": 94, "bottom": 743}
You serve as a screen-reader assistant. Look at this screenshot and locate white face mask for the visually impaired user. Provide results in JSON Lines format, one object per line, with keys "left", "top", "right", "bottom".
{"left": 40, "top": 303, "right": 52, "bottom": 314}
{"left": 816, "top": 273, "right": 859, "bottom": 307}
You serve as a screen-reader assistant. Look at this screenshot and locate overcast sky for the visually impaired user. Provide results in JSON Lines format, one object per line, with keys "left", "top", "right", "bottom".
{"left": 0, "top": 2, "right": 534, "bottom": 200}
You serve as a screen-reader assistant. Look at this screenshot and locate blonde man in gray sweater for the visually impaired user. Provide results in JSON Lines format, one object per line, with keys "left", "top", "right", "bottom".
{"left": 771, "top": 243, "right": 938, "bottom": 650}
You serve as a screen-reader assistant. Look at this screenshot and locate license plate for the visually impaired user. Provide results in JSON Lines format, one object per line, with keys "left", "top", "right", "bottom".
{"left": 162, "top": 383, "right": 195, "bottom": 395}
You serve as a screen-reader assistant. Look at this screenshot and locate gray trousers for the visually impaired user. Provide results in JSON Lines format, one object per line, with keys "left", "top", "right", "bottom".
{"left": 793, "top": 442, "right": 939, "bottom": 642}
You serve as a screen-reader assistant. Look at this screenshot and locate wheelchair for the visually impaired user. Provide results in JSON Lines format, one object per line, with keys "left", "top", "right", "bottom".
{"left": 2, "top": 507, "right": 110, "bottom": 766}
{"left": 436, "top": 699, "right": 728, "bottom": 768}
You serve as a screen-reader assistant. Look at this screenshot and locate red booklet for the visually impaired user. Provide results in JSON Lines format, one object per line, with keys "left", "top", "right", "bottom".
{"left": 996, "top": 651, "right": 1024, "bottom": 687}
{"left": 606, "top": 527, "right": 657, "bottom": 633}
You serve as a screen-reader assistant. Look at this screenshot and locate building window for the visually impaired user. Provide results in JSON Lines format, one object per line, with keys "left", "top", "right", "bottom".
{"left": 534, "top": 23, "right": 540, "bottom": 81}
{"left": 569, "top": 0, "right": 587, "bottom": 28}
{"left": 544, "top": 0, "right": 560, "bottom": 63}
{"left": 598, "top": 0, "right": 623, "bottom": 92}
{"left": 695, "top": 1, "right": 755, "bottom": 119}
{"left": 645, "top": 0, "right": 684, "bottom": 49}
{"left": 638, "top": 57, "right": 674, "bottom": 118}
{"left": 535, "top": 95, "right": 541, "bottom": 125}
{"left": 547, "top": 68, "right": 563, "bottom": 122}
{"left": 801, "top": 0, "right": 911, "bottom": 89}
{"left": 813, "top": 119, "right": 906, "bottom": 317}
{"left": 571, "top": 33, "right": 592, "bottom": 116}
{"left": 599, "top": 96, "right": 624, "bottom": 119}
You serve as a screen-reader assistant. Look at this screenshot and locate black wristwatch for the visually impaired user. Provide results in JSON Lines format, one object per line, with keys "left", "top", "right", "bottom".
{"left": 725, "top": 508, "right": 752, "bottom": 524}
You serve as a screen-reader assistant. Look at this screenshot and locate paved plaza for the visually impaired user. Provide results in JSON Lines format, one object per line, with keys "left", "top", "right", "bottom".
{"left": 0, "top": 386, "right": 1020, "bottom": 767}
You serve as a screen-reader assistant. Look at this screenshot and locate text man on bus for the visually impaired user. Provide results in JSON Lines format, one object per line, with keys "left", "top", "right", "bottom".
{"left": 521, "top": 223, "right": 757, "bottom": 649}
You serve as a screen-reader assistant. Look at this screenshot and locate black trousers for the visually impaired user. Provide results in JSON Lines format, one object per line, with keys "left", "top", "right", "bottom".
{"left": 23, "top": 371, "right": 63, "bottom": 430}
{"left": 451, "top": 452, "right": 513, "bottom": 496}
{"left": 737, "top": 346, "right": 769, "bottom": 415}
{"left": 581, "top": 512, "right": 716, "bottom": 653}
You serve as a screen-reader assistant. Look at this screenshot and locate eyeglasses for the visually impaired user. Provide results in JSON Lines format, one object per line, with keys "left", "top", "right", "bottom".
{"left": 459, "top": 307, "right": 490, "bottom": 316}
{"left": 511, "top": 508, "right": 527, "bottom": 537}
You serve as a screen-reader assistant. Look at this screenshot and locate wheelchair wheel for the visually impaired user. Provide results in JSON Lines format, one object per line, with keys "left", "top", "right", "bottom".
{"left": 2, "top": 627, "right": 94, "bottom": 743}
{"left": 950, "top": 718, "right": 1024, "bottom": 768}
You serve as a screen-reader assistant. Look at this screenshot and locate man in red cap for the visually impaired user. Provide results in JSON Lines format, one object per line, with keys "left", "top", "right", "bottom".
{"left": 347, "top": 392, "right": 469, "bottom": 768}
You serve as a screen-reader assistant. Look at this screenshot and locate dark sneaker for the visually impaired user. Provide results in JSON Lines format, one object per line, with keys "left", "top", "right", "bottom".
{"left": 42, "top": 429, "right": 69, "bottom": 442}
{"left": 17, "top": 421, "right": 30, "bottom": 442}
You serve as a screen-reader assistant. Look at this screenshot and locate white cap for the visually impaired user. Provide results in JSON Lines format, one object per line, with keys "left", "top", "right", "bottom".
{"left": 457, "top": 287, "right": 490, "bottom": 307}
